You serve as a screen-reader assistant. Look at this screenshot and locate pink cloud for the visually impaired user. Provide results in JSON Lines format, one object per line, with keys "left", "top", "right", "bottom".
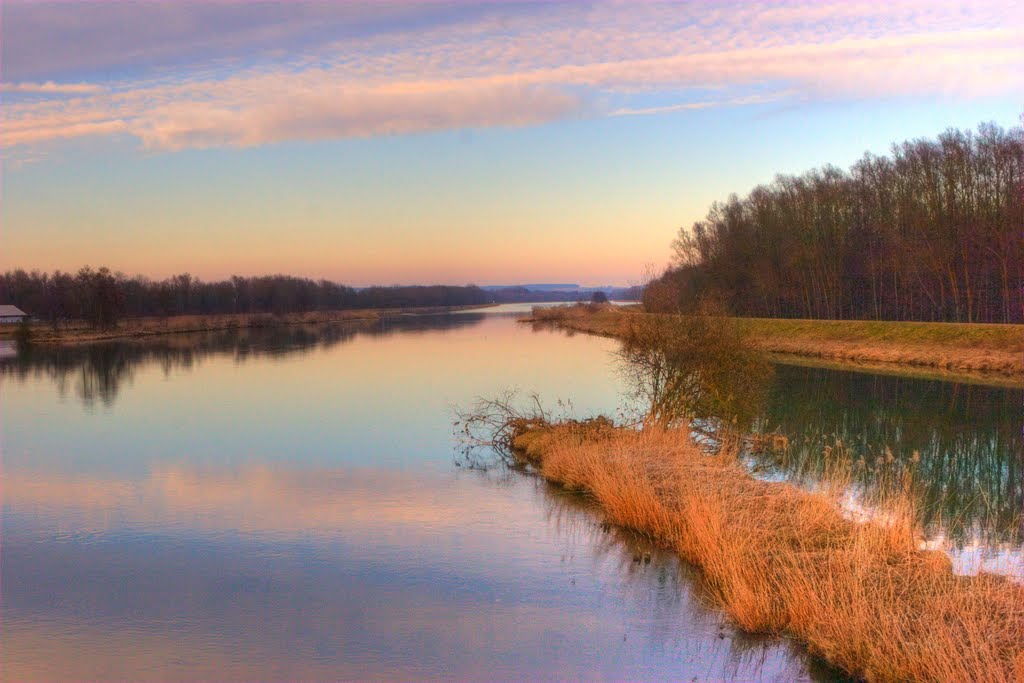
{"left": 0, "top": 81, "right": 105, "bottom": 94}
{"left": 133, "top": 81, "right": 583, "bottom": 150}
{"left": 1, "top": 1, "right": 1021, "bottom": 153}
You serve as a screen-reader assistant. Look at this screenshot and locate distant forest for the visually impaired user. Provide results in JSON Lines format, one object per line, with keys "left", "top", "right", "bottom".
{"left": 0, "top": 269, "right": 494, "bottom": 328}
{"left": 0, "top": 268, "right": 637, "bottom": 328}
{"left": 645, "top": 122, "right": 1023, "bottom": 323}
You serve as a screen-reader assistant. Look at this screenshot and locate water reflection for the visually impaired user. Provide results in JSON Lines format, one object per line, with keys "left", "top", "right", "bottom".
{"left": 536, "top": 486, "right": 850, "bottom": 682}
{"left": 2, "top": 307, "right": 837, "bottom": 681}
{"left": 3, "top": 463, "right": 833, "bottom": 681}
{"left": 6, "top": 317, "right": 1019, "bottom": 541}
{"left": 3, "top": 307, "right": 1016, "bottom": 679}
{"left": 753, "top": 364, "right": 1024, "bottom": 546}
{"left": 533, "top": 322, "right": 1021, "bottom": 550}
{"left": 0, "top": 314, "right": 487, "bottom": 407}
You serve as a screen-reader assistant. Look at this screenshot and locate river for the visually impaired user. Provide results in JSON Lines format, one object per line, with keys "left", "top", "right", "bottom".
{"left": 2, "top": 304, "right": 1018, "bottom": 680}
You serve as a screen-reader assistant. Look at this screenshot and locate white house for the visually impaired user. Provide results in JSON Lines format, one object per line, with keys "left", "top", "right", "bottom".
{"left": 0, "top": 305, "right": 28, "bottom": 324}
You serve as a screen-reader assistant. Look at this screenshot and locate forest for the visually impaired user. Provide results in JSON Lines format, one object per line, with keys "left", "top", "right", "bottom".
{"left": 0, "top": 268, "right": 493, "bottom": 328}
{"left": 645, "top": 122, "right": 1023, "bottom": 323}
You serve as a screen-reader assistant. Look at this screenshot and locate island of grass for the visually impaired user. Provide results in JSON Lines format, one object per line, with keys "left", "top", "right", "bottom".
{"left": 505, "top": 418, "right": 1024, "bottom": 682}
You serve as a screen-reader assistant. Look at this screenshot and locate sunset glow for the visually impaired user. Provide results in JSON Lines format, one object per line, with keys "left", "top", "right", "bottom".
{"left": 2, "top": 1, "right": 1022, "bottom": 284}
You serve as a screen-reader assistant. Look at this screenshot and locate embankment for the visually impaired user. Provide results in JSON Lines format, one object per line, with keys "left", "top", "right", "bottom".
{"left": 510, "top": 419, "right": 1024, "bottom": 682}
{"left": 6, "top": 304, "right": 495, "bottom": 345}
{"left": 523, "top": 305, "right": 1024, "bottom": 382}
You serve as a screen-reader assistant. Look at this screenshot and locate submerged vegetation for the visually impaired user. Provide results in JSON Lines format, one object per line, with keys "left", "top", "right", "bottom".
{"left": 461, "top": 305, "right": 1024, "bottom": 681}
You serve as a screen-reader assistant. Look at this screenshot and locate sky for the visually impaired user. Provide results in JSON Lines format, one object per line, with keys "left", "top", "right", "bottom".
{"left": 1, "top": 1, "right": 1022, "bottom": 287}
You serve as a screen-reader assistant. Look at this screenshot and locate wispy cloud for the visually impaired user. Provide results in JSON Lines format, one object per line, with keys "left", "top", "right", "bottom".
{"left": 132, "top": 81, "right": 583, "bottom": 151}
{"left": 2, "top": 1, "right": 1021, "bottom": 154}
{"left": 0, "top": 81, "right": 105, "bottom": 94}
{"left": 610, "top": 93, "right": 794, "bottom": 117}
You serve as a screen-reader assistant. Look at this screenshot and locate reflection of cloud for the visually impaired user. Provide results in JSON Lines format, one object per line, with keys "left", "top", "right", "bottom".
{"left": 3, "top": 462, "right": 814, "bottom": 681}
{"left": 3, "top": 566, "right": 807, "bottom": 681}
{"left": 1, "top": 603, "right": 625, "bottom": 682}
{"left": 2, "top": 1, "right": 1021, "bottom": 151}
{"left": 4, "top": 464, "right": 520, "bottom": 537}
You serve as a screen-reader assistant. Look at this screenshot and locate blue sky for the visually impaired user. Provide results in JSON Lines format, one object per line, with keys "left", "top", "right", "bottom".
{"left": 2, "top": 1, "right": 1021, "bottom": 285}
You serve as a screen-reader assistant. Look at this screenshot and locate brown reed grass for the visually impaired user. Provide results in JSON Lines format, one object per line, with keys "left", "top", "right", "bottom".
{"left": 511, "top": 421, "right": 1024, "bottom": 682}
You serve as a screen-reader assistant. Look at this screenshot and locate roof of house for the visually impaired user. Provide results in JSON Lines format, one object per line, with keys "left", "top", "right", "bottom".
{"left": 0, "top": 305, "right": 27, "bottom": 317}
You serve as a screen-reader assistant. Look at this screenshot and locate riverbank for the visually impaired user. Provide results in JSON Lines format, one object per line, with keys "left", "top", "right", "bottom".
{"left": 523, "top": 305, "right": 1024, "bottom": 383}
{"left": 3, "top": 304, "right": 496, "bottom": 345}
{"left": 509, "top": 419, "right": 1024, "bottom": 682}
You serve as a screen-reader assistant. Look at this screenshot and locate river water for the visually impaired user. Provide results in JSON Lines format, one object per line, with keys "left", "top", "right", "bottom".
{"left": 2, "top": 304, "right": 1019, "bottom": 680}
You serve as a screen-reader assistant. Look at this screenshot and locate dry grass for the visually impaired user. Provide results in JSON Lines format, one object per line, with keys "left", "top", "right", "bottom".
{"left": 524, "top": 302, "right": 639, "bottom": 337}
{"left": 523, "top": 305, "right": 1024, "bottom": 381}
{"left": 745, "top": 317, "right": 1024, "bottom": 377}
{"left": 511, "top": 422, "right": 1024, "bottom": 682}
{"left": 3, "top": 304, "right": 494, "bottom": 345}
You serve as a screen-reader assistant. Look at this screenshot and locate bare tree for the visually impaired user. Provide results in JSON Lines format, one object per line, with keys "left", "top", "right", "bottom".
{"left": 653, "top": 122, "right": 1024, "bottom": 323}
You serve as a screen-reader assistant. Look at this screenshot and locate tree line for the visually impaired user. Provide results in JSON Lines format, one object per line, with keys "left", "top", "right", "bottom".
{"left": 0, "top": 267, "right": 493, "bottom": 328}
{"left": 489, "top": 286, "right": 641, "bottom": 303}
{"left": 645, "top": 122, "right": 1024, "bottom": 323}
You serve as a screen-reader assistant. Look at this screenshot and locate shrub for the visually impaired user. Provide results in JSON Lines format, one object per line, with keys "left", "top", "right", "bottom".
{"left": 616, "top": 308, "right": 772, "bottom": 434}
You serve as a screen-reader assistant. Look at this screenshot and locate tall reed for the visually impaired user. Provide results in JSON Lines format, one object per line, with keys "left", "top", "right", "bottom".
{"left": 511, "top": 422, "right": 1024, "bottom": 682}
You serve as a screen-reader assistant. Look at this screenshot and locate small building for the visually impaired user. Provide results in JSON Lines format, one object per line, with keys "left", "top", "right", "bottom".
{"left": 0, "top": 305, "right": 28, "bottom": 324}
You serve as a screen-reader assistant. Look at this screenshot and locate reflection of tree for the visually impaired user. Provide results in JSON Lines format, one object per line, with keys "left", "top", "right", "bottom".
{"left": 534, "top": 476, "right": 847, "bottom": 682}
{"left": 0, "top": 313, "right": 489, "bottom": 407}
{"left": 753, "top": 365, "right": 1024, "bottom": 542}
{"left": 376, "top": 312, "right": 487, "bottom": 335}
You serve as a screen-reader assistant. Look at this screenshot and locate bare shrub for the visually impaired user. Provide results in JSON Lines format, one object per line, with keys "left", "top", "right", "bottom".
{"left": 453, "top": 389, "right": 616, "bottom": 470}
{"left": 616, "top": 306, "right": 772, "bottom": 436}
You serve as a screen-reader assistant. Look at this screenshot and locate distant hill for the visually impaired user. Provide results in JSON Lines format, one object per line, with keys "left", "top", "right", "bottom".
{"left": 485, "top": 284, "right": 641, "bottom": 303}
{"left": 481, "top": 284, "right": 579, "bottom": 292}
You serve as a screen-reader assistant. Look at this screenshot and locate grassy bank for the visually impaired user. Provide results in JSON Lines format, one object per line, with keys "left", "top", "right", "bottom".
{"left": 3, "top": 304, "right": 495, "bottom": 345}
{"left": 510, "top": 419, "right": 1024, "bottom": 682}
{"left": 523, "top": 305, "right": 1024, "bottom": 382}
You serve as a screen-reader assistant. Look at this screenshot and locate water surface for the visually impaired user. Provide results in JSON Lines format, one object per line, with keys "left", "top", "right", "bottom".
{"left": 751, "top": 362, "right": 1023, "bottom": 578}
{"left": 2, "top": 306, "right": 830, "bottom": 681}
{"left": 3, "top": 305, "right": 1017, "bottom": 679}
